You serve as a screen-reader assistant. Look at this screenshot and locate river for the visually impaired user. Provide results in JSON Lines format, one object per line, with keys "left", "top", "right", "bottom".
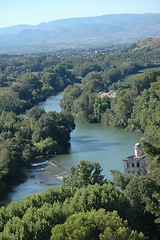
{"left": 6, "top": 92, "right": 142, "bottom": 203}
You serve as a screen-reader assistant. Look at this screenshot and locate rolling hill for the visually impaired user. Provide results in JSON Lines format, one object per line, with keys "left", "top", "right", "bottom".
{"left": 0, "top": 13, "right": 160, "bottom": 53}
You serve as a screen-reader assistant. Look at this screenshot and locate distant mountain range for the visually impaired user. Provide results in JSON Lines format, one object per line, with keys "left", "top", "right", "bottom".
{"left": 0, "top": 13, "right": 160, "bottom": 53}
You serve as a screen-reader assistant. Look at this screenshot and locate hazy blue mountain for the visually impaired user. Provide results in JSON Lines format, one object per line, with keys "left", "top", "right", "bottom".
{"left": 0, "top": 13, "right": 159, "bottom": 53}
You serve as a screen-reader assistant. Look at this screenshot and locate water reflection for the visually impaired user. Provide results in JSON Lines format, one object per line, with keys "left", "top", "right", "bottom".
{"left": 70, "top": 135, "right": 121, "bottom": 153}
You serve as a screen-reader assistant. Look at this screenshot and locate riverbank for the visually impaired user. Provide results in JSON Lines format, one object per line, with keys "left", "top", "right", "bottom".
{"left": 3, "top": 158, "right": 69, "bottom": 205}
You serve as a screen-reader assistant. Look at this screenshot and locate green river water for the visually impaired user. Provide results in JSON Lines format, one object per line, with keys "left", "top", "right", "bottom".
{"left": 6, "top": 92, "right": 142, "bottom": 203}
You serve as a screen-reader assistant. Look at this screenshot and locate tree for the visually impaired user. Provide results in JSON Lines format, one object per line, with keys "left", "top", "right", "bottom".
{"left": 0, "top": 137, "right": 23, "bottom": 180}
{"left": 35, "top": 137, "right": 57, "bottom": 156}
{"left": 125, "top": 175, "right": 160, "bottom": 239}
{"left": 82, "top": 71, "right": 105, "bottom": 93}
{"left": 50, "top": 209, "right": 145, "bottom": 240}
{"left": 66, "top": 183, "right": 134, "bottom": 223}
{"left": 110, "top": 89, "right": 134, "bottom": 127}
{"left": 60, "top": 85, "right": 82, "bottom": 112}
{"left": 94, "top": 96, "right": 111, "bottom": 122}
{"left": 0, "top": 92, "right": 23, "bottom": 114}
{"left": 110, "top": 170, "right": 132, "bottom": 190}
{"left": 0, "top": 216, "right": 22, "bottom": 240}
{"left": 26, "top": 107, "right": 45, "bottom": 121}
{"left": 145, "top": 192, "right": 160, "bottom": 224}
{"left": 32, "top": 111, "right": 75, "bottom": 154}
{"left": 63, "top": 160, "right": 107, "bottom": 188}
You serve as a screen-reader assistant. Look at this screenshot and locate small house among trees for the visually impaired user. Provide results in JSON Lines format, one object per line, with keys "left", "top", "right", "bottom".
{"left": 123, "top": 142, "right": 147, "bottom": 176}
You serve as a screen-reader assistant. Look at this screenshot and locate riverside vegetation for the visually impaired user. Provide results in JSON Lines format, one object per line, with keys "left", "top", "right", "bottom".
{"left": 0, "top": 39, "right": 160, "bottom": 239}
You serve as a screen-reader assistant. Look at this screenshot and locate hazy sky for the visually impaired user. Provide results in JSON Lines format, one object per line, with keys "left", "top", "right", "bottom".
{"left": 0, "top": 0, "right": 160, "bottom": 28}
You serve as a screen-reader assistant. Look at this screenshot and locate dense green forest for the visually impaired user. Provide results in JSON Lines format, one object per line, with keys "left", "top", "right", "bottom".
{"left": 0, "top": 56, "right": 78, "bottom": 198}
{"left": 0, "top": 160, "right": 159, "bottom": 239}
{"left": 0, "top": 39, "right": 160, "bottom": 239}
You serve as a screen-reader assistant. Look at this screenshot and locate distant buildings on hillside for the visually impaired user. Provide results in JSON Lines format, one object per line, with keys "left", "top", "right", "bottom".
{"left": 98, "top": 90, "right": 117, "bottom": 98}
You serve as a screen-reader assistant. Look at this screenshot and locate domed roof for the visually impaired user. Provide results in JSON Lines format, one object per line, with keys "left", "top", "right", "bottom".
{"left": 135, "top": 142, "right": 141, "bottom": 147}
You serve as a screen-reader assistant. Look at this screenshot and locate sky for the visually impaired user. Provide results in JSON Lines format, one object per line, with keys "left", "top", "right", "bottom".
{"left": 0, "top": 0, "right": 160, "bottom": 28}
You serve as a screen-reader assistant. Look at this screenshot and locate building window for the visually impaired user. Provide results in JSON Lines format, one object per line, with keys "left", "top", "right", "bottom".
{"left": 132, "top": 162, "right": 134, "bottom": 167}
{"left": 137, "top": 162, "right": 140, "bottom": 167}
{"left": 127, "top": 162, "right": 130, "bottom": 168}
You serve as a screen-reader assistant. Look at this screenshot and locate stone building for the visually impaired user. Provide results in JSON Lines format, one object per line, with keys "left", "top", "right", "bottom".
{"left": 123, "top": 142, "right": 147, "bottom": 176}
